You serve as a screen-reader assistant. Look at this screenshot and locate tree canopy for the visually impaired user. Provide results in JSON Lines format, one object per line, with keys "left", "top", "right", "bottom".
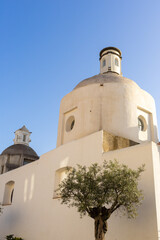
{"left": 56, "top": 160, "right": 144, "bottom": 240}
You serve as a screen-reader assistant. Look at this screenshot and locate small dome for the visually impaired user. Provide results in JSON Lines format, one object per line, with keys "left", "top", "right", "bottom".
{"left": 74, "top": 72, "right": 137, "bottom": 90}
{"left": 1, "top": 144, "right": 39, "bottom": 160}
{"left": 99, "top": 47, "right": 122, "bottom": 59}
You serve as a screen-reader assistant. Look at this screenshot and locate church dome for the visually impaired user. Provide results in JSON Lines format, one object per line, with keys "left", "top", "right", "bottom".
{"left": 74, "top": 72, "right": 137, "bottom": 90}
{"left": 57, "top": 47, "right": 158, "bottom": 147}
{"left": 1, "top": 144, "right": 39, "bottom": 160}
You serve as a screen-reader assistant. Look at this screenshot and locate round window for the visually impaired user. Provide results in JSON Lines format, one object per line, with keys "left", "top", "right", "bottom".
{"left": 138, "top": 116, "right": 147, "bottom": 131}
{"left": 66, "top": 116, "right": 75, "bottom": 132}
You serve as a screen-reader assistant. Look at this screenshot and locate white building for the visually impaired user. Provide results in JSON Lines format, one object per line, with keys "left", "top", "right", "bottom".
{"left": 0, "top": 47, "right": 160, "bottom": 240}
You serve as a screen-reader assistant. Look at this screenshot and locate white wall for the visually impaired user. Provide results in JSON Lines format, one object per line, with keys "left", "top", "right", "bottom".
{"left": 151, "top": 143, "right": 160, "bottom": 240}
{"left": 0, "top": 131, "right": 159, "bottom": 240}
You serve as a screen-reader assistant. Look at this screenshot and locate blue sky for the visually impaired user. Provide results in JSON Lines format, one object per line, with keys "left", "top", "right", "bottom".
{"left": 0, "top": 0, "right": 160, "bottom": 155}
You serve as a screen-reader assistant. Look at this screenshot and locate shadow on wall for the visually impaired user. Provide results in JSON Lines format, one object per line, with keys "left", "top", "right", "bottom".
{"left": 1, "top": 205, "right": 24, "bottom": 239}
{"left": 103, "top": 121, "right": 159, "bottom": 153}
{"left": 102, "top": 130, "right": 139, "bottom": 153}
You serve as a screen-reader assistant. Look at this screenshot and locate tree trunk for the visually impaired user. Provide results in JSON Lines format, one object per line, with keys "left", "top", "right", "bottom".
{"left": 94, "top": 215, "right": 107, "bottom": 240}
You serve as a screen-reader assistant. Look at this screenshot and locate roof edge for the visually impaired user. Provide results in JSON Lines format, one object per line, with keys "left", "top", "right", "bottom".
{"left": 99, "top": 47, "right": 122, "bottom": 59}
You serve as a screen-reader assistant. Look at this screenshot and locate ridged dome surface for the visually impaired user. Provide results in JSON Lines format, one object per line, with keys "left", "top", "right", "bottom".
{"left": 1, "top": 144, "right": 39, "bottom": 159}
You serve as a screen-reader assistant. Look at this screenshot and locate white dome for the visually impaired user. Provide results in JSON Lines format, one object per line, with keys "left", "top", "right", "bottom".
{"left": 57, "top": 72, "right": 158, "bottom": 146}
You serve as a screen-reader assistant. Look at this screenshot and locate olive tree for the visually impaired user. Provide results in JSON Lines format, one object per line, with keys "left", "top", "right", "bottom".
{"left": 56, "top": 160, "right": 144, "bottom": 240}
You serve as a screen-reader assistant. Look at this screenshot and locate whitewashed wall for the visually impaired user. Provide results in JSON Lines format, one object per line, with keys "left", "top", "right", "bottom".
{"left": 0, "top": 131, "right": 159, "bottom": 240}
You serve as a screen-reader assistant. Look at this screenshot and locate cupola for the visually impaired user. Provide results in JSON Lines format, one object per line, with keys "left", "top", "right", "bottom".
{"left": 13, "top": 125, "right": 31, "bottom": 146}
{"left": 0, "top": 126, "right": 39, "bottom": 174}
{"left": 99, "top": 47, "right": 122, "bottom": 75}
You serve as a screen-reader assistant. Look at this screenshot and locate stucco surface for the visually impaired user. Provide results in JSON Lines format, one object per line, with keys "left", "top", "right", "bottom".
{"left": 57, "top": 73, "right": 158, "bottom": 147}
{"left": 74, "top": 72, "right": 135, "bottom": 89}
{"left": 0, "top": 131, "right": 159, "bottom": 240}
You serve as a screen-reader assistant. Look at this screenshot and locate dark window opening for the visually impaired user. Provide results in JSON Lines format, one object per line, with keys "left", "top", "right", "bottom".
{"left": 11, "top": 189, "right": 14, "bottom": 203}
{"left": 23, "top": 159, "right": 32, "bottom": 165}
{"left": 138, "top": 118, "right": 144, "bottom": 131}
{"left": 70, "top": 120, "right": 75, "bottom": 130}
{"left": 1, "top": 165, "right": 4, "bottom": 174}
{"left": 23, "top": 135, "right": 26, "bottom": 142}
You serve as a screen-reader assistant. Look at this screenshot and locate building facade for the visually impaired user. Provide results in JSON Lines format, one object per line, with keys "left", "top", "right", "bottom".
{"left": 0, "top": 47, "right": 160, "bottom": 240}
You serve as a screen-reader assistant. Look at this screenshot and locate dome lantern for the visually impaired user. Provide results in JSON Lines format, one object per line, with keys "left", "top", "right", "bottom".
{"left": 99, "top": 47, "right": 122, "bottom": 75}
{"left": 13, "top": 125, "right": 31, "bottom": 146}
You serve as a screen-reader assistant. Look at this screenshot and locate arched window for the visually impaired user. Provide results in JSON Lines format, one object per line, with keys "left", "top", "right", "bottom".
{"left": 3, "top": 181, "right": 15, "bottom": 205}
{"left": 138, "top": 116, "right": 147, "bottom": 131}
{"left": 115, "top": 58, "right": 119, "bottom": 66}
{"left": 53, "top": 167, "right": 71, "bottom": 198}
{"left": 102, "top": 59, "right": 106, "bottom": 67}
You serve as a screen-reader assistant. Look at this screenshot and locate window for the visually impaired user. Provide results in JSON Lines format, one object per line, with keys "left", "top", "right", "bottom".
{"left": 70, "top": 120, "right": 75, "bottom": 130}
{"left": 66, "top": 116, "right": 75, "bottom": 132}
{"left": 138, "top": 118, "right": 144, "bottom": 131}
{"left": 3, "top": 181, "right": 15, "bottom": 205}
{"left": 23, "top": 159, "right": 32, "bottom": 165}
{"left": 23, "top": 135, "right": 26, "bottom": 142}
{"left": 102, "top": 59, "right": 106, "bottom": 67}
{"left": 115, "top": 58, "right": 119, "bottom": 66}
{"left": 1, "top": 165, "right": 4, "bottom": 174}
{"left": 11, "top": 189, "right": 14, "bottom": 203}
{"left": 53, "top": 167, "right": 71, "bottom": 198}
{"left": 138, "top": 116, "right": 147, "bottom": 131}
